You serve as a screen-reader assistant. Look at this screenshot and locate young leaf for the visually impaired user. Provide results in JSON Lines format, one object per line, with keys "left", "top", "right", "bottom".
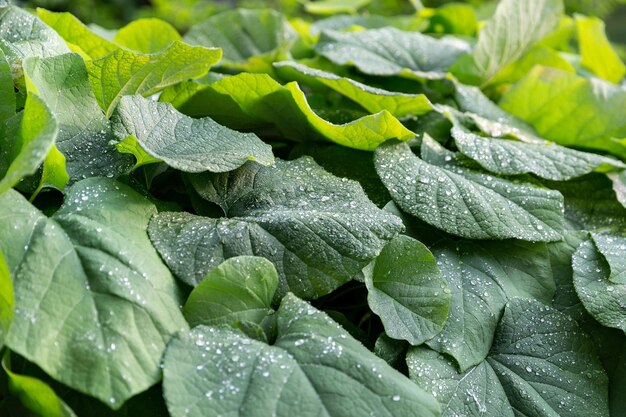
{"left": 408, "top": 298, "right": 609, "bottom": 417}
{"left": 0, "top": 6, "right": 69, "bottom": 65}
{"left": 364, "top": 235, "right": 450, "bottom": 346}
{"left": 183, "top": 256, "right": 278, "bottom": 328}
{"left": 163, "top": 294, "right": 440, "bottom": 417}
{"left": 112, "top": 95, "right": 274, "bottom": 173}
{"left": 315, "top": 27, "right": 469, "bottom": 77}
{"left": 427, "top": 240, "right": 555, "bottom": 371}
{"left": 0, "top": 179, "right": 188, "bottom": 408}
{"left": 172, "top": 73, "right": 415, "bottom": 151}
{"left": 2, "top": 355, "right": 77, "bottom": 417}
{"left": 149, "top": 158, "right": 403, "bottom": 299}
{"left": 450, "top": 0, "right": 563, "bottom": 85}
{"left": 275, "top": 61, "right": 433, "bottom": 117}
{"left": 374, "top": 139, "right": 565, "bottom": 241}
{"left": 113, "top": 18, "right": 181, "bottom": 53}
{"left": 23, "top": 53, "right": 133, "bottom": 182}
{"left": 184, "top": 9, "right": 296, "bottom": 73}
{"left": 576, "top": 15, "right": 625, "bottom": 84}
{"left": 450, "top": 123, "right": 626, "bottom": 181}
{"left": 0, "top": 94, "right": 58, "bottom": 195}
{"left": 573, "top": 236, "right": 626, "bottom": 333}
{"left": 500, "top": 66, "right": 626, "bottom": 157}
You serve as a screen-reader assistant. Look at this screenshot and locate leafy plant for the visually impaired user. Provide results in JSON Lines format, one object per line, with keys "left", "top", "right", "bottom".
{"left": 1, "top": 0, "right": 625, "bottom": 416}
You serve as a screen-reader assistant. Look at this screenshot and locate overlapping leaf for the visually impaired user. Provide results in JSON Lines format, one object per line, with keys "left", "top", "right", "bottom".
{"left": 149, "top": 158, "right": 403, "bottom": 299}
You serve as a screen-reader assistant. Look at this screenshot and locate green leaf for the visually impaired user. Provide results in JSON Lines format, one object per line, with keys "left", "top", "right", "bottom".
{"left": 427, "top": 240, "right": 555, "bottom": 371}
{"left": 0, "top": 179, "right": 188, "bottom": 408}
{"left": 545, "top": 173, "right": 626, "bottom": 233}
{"left": 183, "top": 256, "right": 279, "bottom": 328}
{"left": 315, "top": 27, "right": 469, "bottom": 77}
{"left": 148, "top": 158, "right": 403, "bottom": 299}
{"left": 2, "top": 355, "right": 77, "bottom": 417}
{"left": 111, "top": 95, "right": 274, "bottom": 173}
{"left": 171, "top": 72, "right": 415, "bottom": 151}
{"left": 0, "top": 50, "right": 15, "bottom": 123}
{"left": 163, "top": 294, "right": 440, "bottom": 417}
{"left": 113, "top": 18, "right": 181, "bottom": 53}
{"left": 408, "top": 298, "right": 609, "bottom": 417}
{"left": 37, "top": 9, "right": 117, "bottom": 60}
{"left": 499, "top": 66, "right": 626, "bottom": 157}
{"left": 184, "top": 9, "right": 295, "bottom": 73}
{"left": 0, "top": 6, "right": 69, "bottom": 66}
{"left": 0, "top": 250, "right": 13, "bottom": 348}
{"left": 450, "top": 0, "right": 563, "bottom": 86}
{"left": 364, "top": 235, "right": 450, "bottom": 345}
{"left": 305, "top": 0, "right": 371, "bottom": 15}
{"left": 576, "top": 15, "right": 625, "bottom": 84}
{"left": 0, "top": 94, "right": 58, "bottom": 195}
{"left": 23, "top": 53, "right": 133, "bottom": 183}
{"left": 275, "top": 61, "right": 433, "bottom": 118}
{"left": 374, "top": 138, "right": 565, "bottom": 241}
{"left": 86, "top": 41, "right": 221, "bottom": 118}
{"left": 450, "top": 122, "right": 626, "bottom": 181}
{"left": 573, "top": 236, "right": 626, "bottom": 333}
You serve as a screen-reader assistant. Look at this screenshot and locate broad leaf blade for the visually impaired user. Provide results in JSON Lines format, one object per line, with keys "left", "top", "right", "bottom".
{"left": 0, "top": 179, "right": 188, "bottom": 408}
{"left": 408, "top": 298, "right": 609, "bottom": 417}
{"left": 364, "top": 235, "right": 450, "bottom": 345}
{"left": 149, "top": 158, "right": 403, "bottom": 299}
{"left": 0, "top": 250, "right": 12, "bottom": 348}
{"left": 450, "top": 0, "right": 563, "bottom": 85}
{"left": 315, "top": 27, "right": 469, "bottom": 76}
{"left": 0, "top": 49, "right": 14, "bottom": 123}
{"left": 113, "top": 18, "right": 181, "bottom": 53}
{"left": 112, "top": 95, "right": 274, "bottom": 173}
{"left": 183, "top": 256, "right": 278, "bottom": 328}
{"left": 374, "top": 139, "right": 565, "bottom": 241}
{"left": 576, "top": 15, "right": 625, "bottom": 84}
{"left": 23, "top": 53, "right": 133, "bottom": 183}
{"left": 163, "top": 294, "right": 440, "bottom": 417}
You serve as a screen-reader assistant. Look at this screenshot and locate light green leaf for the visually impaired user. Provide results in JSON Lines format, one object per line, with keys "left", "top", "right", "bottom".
{"left": 573, "top": 236, "right": 626, "bottom": 333}
{"left": 86, "top": 41, "right": 221, "bottom": 117}
{"left": 112, "top": 95, "right": 273, "bottom": 173}
{"left": 0, "top": 250, "right": 13, "bottom": 348}
{"left": 184, "top": 9, "right": 295, "bottom": 73}
{"left": 23, "top": 53, "right": 133, "bottom": 183}
{"left": 148, "top": 158, "right": 403, "bottom": 299}
{"left": 427, "top": 240, "right": 555, "bottom": 371}
{"left": 364, "top": 235, "right": 450, "bottom": 346}
{"left": 37, "top": 145, "right": 69, "bottom": 193}
{"left": 0, "top": 179, "right": 188, "bottom": 408}
{"left": 450, "top": 123, "right": 626, "bottom": 180}
{"left": 114, "top": 136, "right": 161, "bottom": 170}
{"left": 305, "top": 0, "right": 371, "bottom": 15}
{"left": 576, "top": 15, "right": 625, "bottom": 84}
{"left": 113, "top": 18, "right": 181, "bottom": 53}
{"left": 0, "top": 6, "right": 69, "bottom": 66}
{"left": 0, "top": 94, "right": 58, "bottom": 195}
{"left": 315, "top": 27, "right": 469, "bottom": 77}
{"left": 500, "top": 66, "right": 626, "bottom": 157}
{"left": 408, "top": 298, "right": 609, "bottom": 417}
{"left": 608, "top": 170, "right": 626, "bottom": 209}
{"left": 0, "top": 50, "right": 14, "bottom": 123}
{"left": 2, "top": 355, "right": 77, "bottom": 417}
{"left": 183, "top": 256, "right": 278, "bottom": 328}
{"left": 275, "top": 61, "right": 433, "bottom": 117}
{"left": 163, "top": 294, "right": 440, "bottom": 417}
{"left": 374, "top": 138, "right": 565, "bottom": 241}
{"left": 171, "top": 73, "right": 414, "bottom": 151}
{"left": 427, "top": 3, "right": 477, "bottom": 36}
{"left": 450, "top": 0, "right": 563, "bottom": 85}
{"left": 36, "top": 9, "right": 117, "bottom": 60}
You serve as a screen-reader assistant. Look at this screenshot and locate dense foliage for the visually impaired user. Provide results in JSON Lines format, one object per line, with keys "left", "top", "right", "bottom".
{"left": 1, "top": 0, "right": 625, "bottom": 416}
